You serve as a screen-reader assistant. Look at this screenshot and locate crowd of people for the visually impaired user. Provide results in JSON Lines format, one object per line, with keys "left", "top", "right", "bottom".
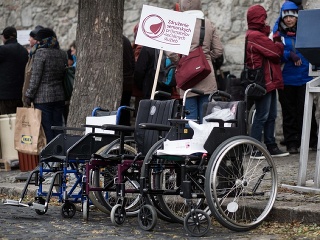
{"left": 0, "top": 0, "right": 317, "bottom": 157}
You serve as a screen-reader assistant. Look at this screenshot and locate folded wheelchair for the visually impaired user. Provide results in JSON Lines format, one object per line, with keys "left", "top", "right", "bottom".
{"left": 3, "top": 106, "right": 132, "bottom": 218}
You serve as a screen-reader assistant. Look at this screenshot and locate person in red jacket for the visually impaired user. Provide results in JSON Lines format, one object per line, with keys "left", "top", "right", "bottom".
{"left": 246, "top": 5, "right": 289, "bottom": 159}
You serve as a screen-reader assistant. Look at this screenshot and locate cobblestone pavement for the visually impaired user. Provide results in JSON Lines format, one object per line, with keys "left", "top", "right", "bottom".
{"left": 1, "top": 148, "right": 320, "bottom": 239}
{"left": 0, "top": 203, "right": 285, "bottom": 240}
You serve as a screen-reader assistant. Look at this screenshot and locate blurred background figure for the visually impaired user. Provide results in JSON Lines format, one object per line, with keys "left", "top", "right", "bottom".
{"left": 22, "top": 25, "right": 44, "bottom": 107}
{"left": 0, "top": 26, "right": 28, "bottom": 114}
{"left": 24, "top": 28, "right": 67, "bottom": 143}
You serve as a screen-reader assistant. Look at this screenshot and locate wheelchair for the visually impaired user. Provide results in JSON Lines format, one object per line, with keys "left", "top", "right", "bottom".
{"left": 3, "top": 106, "right": 131, "bottom": 218}
{"left": 137, "top": 84, "right": 278, "bottom": 236}
{"left": 82, "top": 94, "right": 182, "bottom": 222}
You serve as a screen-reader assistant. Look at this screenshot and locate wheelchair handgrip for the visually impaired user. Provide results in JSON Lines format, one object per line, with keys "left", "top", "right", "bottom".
{"left": 246, "top": 83, "right": 266, "bottom": 95}
{"left": 190, "top": 88, "right": 204, "bottom": 95}
{"left": 155, "top": 91, "right": 171, "bottom": 99}
{"left": 101, "top": 124, "right": 135, "bottom": 132}
{"left": 139, "top": 123, "right": 171, "bottom": 132}
{"left": 51, "top": 126, "right": 85, "bottom": 131}
{"left": 208, "top": 90, "right": 232, "bottom": 101}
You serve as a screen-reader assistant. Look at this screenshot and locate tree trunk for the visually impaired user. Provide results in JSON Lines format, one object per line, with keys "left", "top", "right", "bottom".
{"left": 68, "top": 0, "right": 124, "bottom": 128}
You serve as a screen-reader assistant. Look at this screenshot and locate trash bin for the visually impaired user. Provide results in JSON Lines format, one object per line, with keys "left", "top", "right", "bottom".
{"left": 0, "top": 114, "right": 18, "bottom": 161}
{"left": 17, "top": 152, "right": 39, "bottom": 172}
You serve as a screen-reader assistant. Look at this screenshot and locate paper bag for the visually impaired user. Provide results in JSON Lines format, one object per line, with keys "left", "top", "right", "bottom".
{"left": 14, "top": 107, "right": 47, "bottom": 155}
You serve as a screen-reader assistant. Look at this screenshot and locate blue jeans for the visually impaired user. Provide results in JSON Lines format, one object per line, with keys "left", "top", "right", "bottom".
{"left": 34, "top": 101, "right": 65, "bottom": 143}
{"left": 250, "top": 90, "right": 277, "bottom": 146}
{"left": 185, "top": 94, "right": 209, "bottom": 123}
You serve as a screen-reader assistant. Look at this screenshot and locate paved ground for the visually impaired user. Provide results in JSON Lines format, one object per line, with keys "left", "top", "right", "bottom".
{"left": 1, "top": 147, "right": 320, "bottom": 227}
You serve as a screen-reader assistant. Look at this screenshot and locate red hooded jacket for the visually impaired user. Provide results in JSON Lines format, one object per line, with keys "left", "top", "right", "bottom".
{"left": 246, "top": 5, "right": 284, "bottom": 92}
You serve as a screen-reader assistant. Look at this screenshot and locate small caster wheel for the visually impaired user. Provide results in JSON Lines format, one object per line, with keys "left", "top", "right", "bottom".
{"left": 184, "top": 209, "right": 211, "bottom": 237}
{"left": 110, "top": 204, "right": 126, "bottom": 225}
{"left": 61, "top": 202, "right": 76, "bottom": 218}
{"left": 138, "top": 204, "right": 157, "bottom": 231}
{"left": 82, "top": 197, "right": 89, "bottom": 221}
{"left": 34, "top": 197, "right": 47, "bottom": 215}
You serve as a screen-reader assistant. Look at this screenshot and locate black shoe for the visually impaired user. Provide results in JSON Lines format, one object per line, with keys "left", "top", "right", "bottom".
{"left": 287, "top": 146, "right": 299, "bottom": 154}
{"left": 268, "top": 146, "right": 289, "bottom": 157}
{"left": 250, "top": 150, "right": 266, "bottom": 160}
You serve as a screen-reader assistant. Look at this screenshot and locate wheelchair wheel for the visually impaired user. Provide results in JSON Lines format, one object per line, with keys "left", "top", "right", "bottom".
{"left": 82, "top": 197, "right": 89, "bottom": 221}
{"left": 90, "top": 139, "right": 142, "bottom": 216}
{"left": 138, "top": 204, "right": 157, "bottom": 231}
{"left": 110, "top": 204, "right": 126, "bottom": 225}
{"left": 61, "top": 201, "right": 77, "bottom": 218}
{"left": 34, "top": 197, "right": 47, "bottom": 215}
{"left": 183, "top": 209, "right": 211, "bottom": 237}
{"left": 140, "top": 138, "right": 180, "bottom": 223}
{"left": 141, "top": 139, "right": 209, "bottom": 223}
{"left": 205, "top": 135, "right": 277, "bottom": 232}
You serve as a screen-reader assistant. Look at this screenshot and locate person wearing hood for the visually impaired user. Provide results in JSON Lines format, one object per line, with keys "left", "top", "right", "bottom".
{"left": 246, "top": 5, "right": 289, "bottom": 159}
{"left": 171, "top": 0, "right": 223, "bottom": 122}
{"left": 22, "top": 25, "right": 44, "bottom": 107}
{"left": 274, "top": 1, "right": 318, "bottom": 154}
{"left": 24, "top": 28, "right": 67, "bottom": 143}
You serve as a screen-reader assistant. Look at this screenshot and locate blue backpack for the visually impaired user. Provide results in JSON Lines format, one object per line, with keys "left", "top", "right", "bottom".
{"left": 154, "top": 49, "right": 176, "bottom": 87}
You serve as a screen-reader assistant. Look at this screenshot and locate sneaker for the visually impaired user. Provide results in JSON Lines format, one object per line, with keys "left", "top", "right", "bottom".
{"left": 287, "top": 146, "right": 299, "bottom": 154}
{"left": 250, "top": 150, "right": 266, "bottom": 160}
{"left": 268, "top": 146, "right": 289, "bottom": 157}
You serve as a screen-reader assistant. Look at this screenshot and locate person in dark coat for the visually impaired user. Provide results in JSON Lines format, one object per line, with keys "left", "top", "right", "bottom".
{"left": 134, "top": 46, "right": 172, "bottom": 100}
{"left": 0, "top": 26, "right": 28, "bottom": 114}
{"left": 119, "top": 35, "right": 135, "bottom": 126}
{"left": 24, "top": 28, "right": 67, "bottom": 143}
{"left": 246, "top": 5, "right": 289, "bottom": 159}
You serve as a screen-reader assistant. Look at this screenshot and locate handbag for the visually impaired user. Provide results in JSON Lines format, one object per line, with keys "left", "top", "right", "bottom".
{"left": 175, "top": 19, "right": 211, "bottom": 91}
{"left": 240, "top": 36, "right": 266, "bottom": 99}
{"left": 64, "top": 66, "right": 75, "bottom": 101}
{"left": 14, "top": 106, "right": 47, "bottom": 155}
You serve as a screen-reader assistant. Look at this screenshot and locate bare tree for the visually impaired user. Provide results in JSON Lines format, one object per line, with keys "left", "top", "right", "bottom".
{"left": 67, "top": 0, "right": 124, "bottom": 127}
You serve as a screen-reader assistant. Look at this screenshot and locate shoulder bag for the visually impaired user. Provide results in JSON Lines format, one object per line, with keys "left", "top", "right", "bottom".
{"left": 240, "top": 36, "right": 266, "bottom": 99}
{"left": 175, "top": 19, "right": 211, "bottom": 91}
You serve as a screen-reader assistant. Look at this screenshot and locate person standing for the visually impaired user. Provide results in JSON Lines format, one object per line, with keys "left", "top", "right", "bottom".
{"left": 24, "top": 28, "right": 67, "bottom": 143}
{"left": 120, "top": 35, "right": 135, "bottom": 126}
{"left": 0, "top": 26, "right": 28, "bottom": 114}
{"left": 176, "top": 0, "right": 223, "bottom": 122}
{"left": 275, "top": 1, "right": 318, "bottom": 154}
{"left": 245, "top": 5, "right": 289, "bottom": 159}
{"left": 22, "top": 25, "right": 44, "bottom": 107}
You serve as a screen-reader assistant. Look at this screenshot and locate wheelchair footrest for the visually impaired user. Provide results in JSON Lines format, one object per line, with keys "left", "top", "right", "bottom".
{"left": 30, "top": 202, "right": 46, "bottom": 211}
{"left": 3, "top": 199, "right": 29, "bottom": 207}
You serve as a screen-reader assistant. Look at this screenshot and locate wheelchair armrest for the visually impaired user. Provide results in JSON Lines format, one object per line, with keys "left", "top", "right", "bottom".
{"left": 101, "top": 124, "right": 135, "bottom": 132}
{"left": 168, "top": 119, "right": 189, "bottom": 125}
{"left": 205, "top": 118, "right": 237, "bottom": 127}
{"left": 139, "top": 123, "right": 171, "bottom": 132}
{"left": 51, "top": 126, "right": 86, "bottom": 132}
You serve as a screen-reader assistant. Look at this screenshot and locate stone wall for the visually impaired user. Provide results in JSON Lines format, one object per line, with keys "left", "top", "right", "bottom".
{"left": 1, "top": 0, "right": 320, "bottom": 142}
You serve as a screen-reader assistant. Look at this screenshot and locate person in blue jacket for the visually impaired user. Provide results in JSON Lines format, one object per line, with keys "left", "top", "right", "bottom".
{"left": 274, "top": 1, "right": 318, "bottom": 154}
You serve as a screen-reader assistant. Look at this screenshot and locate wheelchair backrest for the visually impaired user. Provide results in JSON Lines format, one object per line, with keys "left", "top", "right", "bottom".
{"left": 202, "top": 101, "right": 246, "bottom": 154}
{"left": 134, "top": 99, "right": 180, "bottom": 155}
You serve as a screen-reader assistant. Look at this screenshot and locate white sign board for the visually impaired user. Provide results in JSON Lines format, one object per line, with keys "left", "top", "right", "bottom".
{"left": 17, "top": 30, "right": 31, "bottom": 46}
{"left": 135, "top": 5, "right": 197, "bottom": 55}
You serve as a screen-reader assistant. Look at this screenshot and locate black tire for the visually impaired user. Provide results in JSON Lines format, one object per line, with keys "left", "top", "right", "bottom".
{"left": 110, "top": 204, "right": 126, "bottom": 226}
{"left": 138, "top": 204, "right": 157, "bottom": 231}
{"left": 205, "top": 136, "right": 277, "bottom": 231}
{"left": 184, "top": 209, "right": 211, "bottom": 237}
{"left": 61, "top": 202, "right": 76, "bottom": 218}
{"left": 34, "top": 197, "right": 47, "bottom": 215}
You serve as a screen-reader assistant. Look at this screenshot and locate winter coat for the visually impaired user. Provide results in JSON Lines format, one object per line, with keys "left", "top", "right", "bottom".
{"left": 246, "top": 5, "right": 284, "bottom": 93}
{"left": 178, "top": 17, "right": 223, "bottom": 97}
{"left": 25, "top": 48, "right": 67, "bottom": 103}
{"left": 175, "top": 0, "right": 223, "bottom": 97}
{"left": 134, "top": 46, "right": 172, "bottom": 99}
{"left": 0, "top": 38, "right": 28, "bottom": 100}
{"left": 277, "top": 2, "right": 312, "bottom": 86}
